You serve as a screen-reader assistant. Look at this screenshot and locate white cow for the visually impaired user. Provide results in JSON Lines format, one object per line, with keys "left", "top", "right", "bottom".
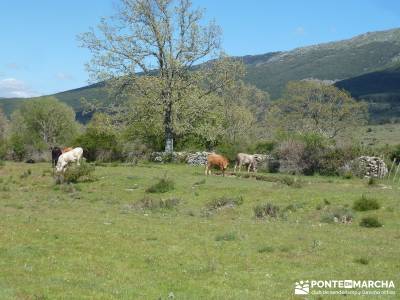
{"left": 234, "top": 153, "right": 257, "bottom": 173}
{"left": 56, "top": 147, "right": 83, "bottom": 173}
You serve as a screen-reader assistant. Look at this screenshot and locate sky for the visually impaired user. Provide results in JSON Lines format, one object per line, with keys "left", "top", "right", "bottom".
{"left": 0, "top": 0, "right": 399, "bottom": 98}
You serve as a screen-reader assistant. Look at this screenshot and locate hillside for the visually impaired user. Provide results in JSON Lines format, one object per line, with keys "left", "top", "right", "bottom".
{"left": 335, "top": 65, "right": 400, "bottom": 122}
{"left": 2, "top": 28, "right": 400, "bottom": 122}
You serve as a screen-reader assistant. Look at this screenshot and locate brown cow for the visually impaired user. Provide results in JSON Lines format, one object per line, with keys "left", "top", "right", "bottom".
{"left": 205, "top": 154, "right": 229, "bottom": 176}
{"left": 62, "top": 147, "right": 73, "bottom": 153}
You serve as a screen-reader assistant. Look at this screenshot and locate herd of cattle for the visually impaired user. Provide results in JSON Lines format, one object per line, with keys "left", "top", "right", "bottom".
{"left": 50, "top": 147, "right": 260, "bottom": 177}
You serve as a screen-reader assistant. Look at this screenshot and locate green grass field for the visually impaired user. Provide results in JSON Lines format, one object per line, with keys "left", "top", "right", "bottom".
{"left": 0, "top": 162, "right": 399, "bottom": 299}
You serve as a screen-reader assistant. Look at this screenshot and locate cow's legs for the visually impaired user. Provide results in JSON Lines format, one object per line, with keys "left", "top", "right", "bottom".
{"left": 205, "top": 164, "right": 211, "bottom": 175}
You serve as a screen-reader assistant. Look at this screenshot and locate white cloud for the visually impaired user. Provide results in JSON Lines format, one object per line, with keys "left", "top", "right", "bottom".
{"left": 295, "top": 26, "right": 306, "bottom": 36}
{"left": 0, "top": 78, "right": 39, "bottom": 98}
{"left": 55, "top": 72, "right": 74, "bottom": 81}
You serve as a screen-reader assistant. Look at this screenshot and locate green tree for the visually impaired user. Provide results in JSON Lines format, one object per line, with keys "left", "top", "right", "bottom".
{"left": 75, "top": 113, "right": 121, "bottom": 161}
{"left": 0, "top": 108, "right": 8, "bottom": 158}
{"left": 10, "top": 97, "right": 78, "bottom": 149}
{"left": 268, "top": 81, "right": 368, "bottom": 139}
{"left": 79, "top": 0, "right": 243, "bottom": 152}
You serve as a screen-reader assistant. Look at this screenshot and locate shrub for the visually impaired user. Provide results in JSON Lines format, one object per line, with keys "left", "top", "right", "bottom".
{"left": 367, "top": 177, "right": 377, "bottom": 186}
{"left": 320, "top": 207, "right": 353, "bottom": 224}
{"left": 359, "top": 216, "right": 382, "bottom": 228}
{"left": 133, "top": 196, "right": 180, "bottom": 211}
{"left": 61, "top": 162, "right": 96, "bottom": 184}
{"left": 354, "top": 258, "right": 369, "bottom": 265}
{"left": 251, "top": 141, "right": 276, "bottom": 154}
{"left": 146, "top": 176, "right": 175, "bottom": 193}
{"left": 266, "top": 159, "right": 280, "bottom": 173}
{"left": 254, "top": 203, "right": 280, "bottom": 219}
{"left": 258, "top": 246, "right": 274, "bottom": 253}
{"left": 215, "top": 232, "right": 236, "bottom": 241}
{"left": 206, "top": 196, "right": 244, "bottom": 210}
{"left": 353, "top": 195, "right": 380, "bottom": 211}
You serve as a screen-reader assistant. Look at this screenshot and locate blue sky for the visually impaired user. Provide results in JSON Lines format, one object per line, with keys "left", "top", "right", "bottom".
{"left": 0, "top": 0, "right": 399, "bottom": 97}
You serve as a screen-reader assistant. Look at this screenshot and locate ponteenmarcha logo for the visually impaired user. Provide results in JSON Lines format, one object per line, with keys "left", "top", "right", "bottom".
{"left": 294, "top": 279, "right": 395, "bottom": 296}
{"left": 294, "top": 280, "right": 310, "bottom": 295}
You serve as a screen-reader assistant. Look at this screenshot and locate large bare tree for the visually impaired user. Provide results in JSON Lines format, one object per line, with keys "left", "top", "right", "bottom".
{"left": 79, "top": 0, "right": 242, "bottom": 152}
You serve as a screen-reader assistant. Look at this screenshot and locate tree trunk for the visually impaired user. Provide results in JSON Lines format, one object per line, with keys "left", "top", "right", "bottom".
{"left": 164, "top": 99, "right": 174, "bottom": 153}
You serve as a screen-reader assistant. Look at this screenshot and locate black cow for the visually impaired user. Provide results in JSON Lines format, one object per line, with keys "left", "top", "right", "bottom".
{"left": 51, "top": 147, "right": 62, "bottom": 167}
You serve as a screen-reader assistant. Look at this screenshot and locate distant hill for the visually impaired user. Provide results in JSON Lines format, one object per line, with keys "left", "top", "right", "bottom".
{"left": 2, "top": 28, "right": 400, "bottom": 123}
{"left": 335, "top": 65, "right": 400, "bottom": 122}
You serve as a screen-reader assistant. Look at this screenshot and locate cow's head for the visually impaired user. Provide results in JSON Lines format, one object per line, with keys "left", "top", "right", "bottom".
{"left": 222, "top": 158, "right": 229, "bottom": 170}
{"left": 55, "top": 159, "right": 67, "bottom": 173}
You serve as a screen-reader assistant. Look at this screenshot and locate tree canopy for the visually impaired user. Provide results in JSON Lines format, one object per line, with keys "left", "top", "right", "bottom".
{"left": 79, "top": 0, "right": 243, "bottom": 152}
{"left": 267, "top": 81, "right": 368, "bottom": 139}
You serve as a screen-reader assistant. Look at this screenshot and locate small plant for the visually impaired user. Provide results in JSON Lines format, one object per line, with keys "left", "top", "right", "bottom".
{"left": 367, "top": 177, "right": 377, "bottom": 186}
{"left": 353, "top": 195, "right": 380, "bottom": 211}
{"left": 20, "top": 169, "right": 31, "bottom": 179}
{"left": 146, "top": 176, "right": 175, "bottom": 193}
{"left": 254, "top": 203, "right": 280, "bottom": 219}
{"left": 342, "top": 172, "right": 353, "bottom": 179}
{"left": 206, "top": 196, "right": 244, "bottom": 210}
{"left": 193, "top": 179, "right": 206, "bottom": 186}
{"left": 320, "top": 207, "right": 353, "bottom": 224}
{"left": 61, "top": 162, "right": 96, "bottom": 184}
{"left": 360, "top": 216, "right": 382, "bottom": 228}
{"left": 354, "top": 257, "right": 369, "bottom": 265}
{"left": 257, "top": 246, "right": 274, "bottom": 253}
{"left": 215, "top": 232, "right": 236, "bottom": 241}
{"left": 133, "top": 196, "right": 180, "bottom": 211}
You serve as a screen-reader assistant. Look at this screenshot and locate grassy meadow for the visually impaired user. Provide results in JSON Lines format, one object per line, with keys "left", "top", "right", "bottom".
{"left": 0, "top": 162, "right": 399, "bottom": 299}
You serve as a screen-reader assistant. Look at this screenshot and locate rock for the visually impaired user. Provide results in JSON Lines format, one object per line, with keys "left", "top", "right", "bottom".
{"left": 343, "top": 156, "right": 388, "bottom": 179}
{"left": 186, "top": 152, "right": 211, "bottom": 166}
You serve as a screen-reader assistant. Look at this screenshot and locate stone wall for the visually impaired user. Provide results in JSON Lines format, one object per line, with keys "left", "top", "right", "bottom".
{"left": 343, "top": 156, "right": 388, "bottom": 178}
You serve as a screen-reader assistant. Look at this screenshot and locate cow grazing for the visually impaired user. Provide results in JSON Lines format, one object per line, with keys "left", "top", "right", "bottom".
{"left": 205, "top": 154, "right": 229, "bottom": 176}
{"left": 51, "top": 147, "right": 63, "bottom": 167}
{"left": 56, "top": 147, "right": 84, "bottom": 173}
{"left": 234, "top": 153, "right": 257, "bottom": 173}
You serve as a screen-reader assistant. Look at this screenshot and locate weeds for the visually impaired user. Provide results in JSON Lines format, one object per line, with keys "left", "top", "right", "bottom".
{"left": 215, "top": 232, "right": 236, "bottom": 241}
{"left": 60, "top": 162, "right": 96, "bottom": 184}
{"left": 133, "top": 196, "right": 180, "bottom": 211}
{"left": 360, "top": 216, "right": 382, "bottom": 228}
{"left": 254, "top": 203, "right": 280, "bottom": 219}
{"left": 354, "top": 257, "right": 369, "bottom": 265}
{"left": 206, "top": 196, "right": 244, "bottom": 210}
{"left": 257, "top": 246, "right": 274, "bottom": 253}
{"left": 146, "top": 175, "right": 174, "bottom": 193}
{"left": 353, "top": 195, "right": 380, "bottom": 211}
{"left": 320, "top": 207, "right": 353, "bottom": 224}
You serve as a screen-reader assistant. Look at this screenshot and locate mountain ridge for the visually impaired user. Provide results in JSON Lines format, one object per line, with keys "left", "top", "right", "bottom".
{"left": 2, "top": 27, "right": 400, "bottom": 122}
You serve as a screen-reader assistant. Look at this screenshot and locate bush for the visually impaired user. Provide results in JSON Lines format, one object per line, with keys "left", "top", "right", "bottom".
{"left": 60, "top": 162, "right": 96, "bottom": 184}
{"left": 133, "top": 197, "right": 180, "bottom": 211}
{"left": 353, "top": 195, "right": 380, "bottom": 211}
{"left": 251, "top": 141, "right": 276, "bottom": 154}
{"left": 206, "top": 196, "right": 243, "bottom": 210}
{"left": 320, "top": 207, "right": 353, "bottom": 224}
{"left": 354, "top": 257, "right": 369, "bottom": 265}
{"left": 359, "top": 216, "right": 382, "bottom": 228}
{"left": 146, "top": 176, "right": 175, "bottom": 193}
{"left": 257, "top": 246, "right": 274, "bottom": 253}
{"left": 254, "top": 203, "right": 280, "bottom": 219}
